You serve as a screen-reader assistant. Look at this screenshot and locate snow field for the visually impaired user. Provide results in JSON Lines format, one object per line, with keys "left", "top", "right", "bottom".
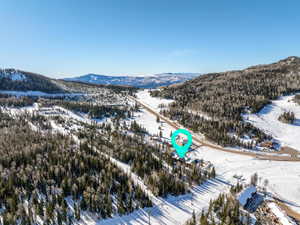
{"left": 189, "top": 146, "right": 300, "bottom": 214}
{"left": 136, "top": 89, "right": 174, "bottom": 111}
{"left": 243, "top": 94, "right": 300, "bottom": 151}
{"left": 268, "top": 202, "right": 296, "bottom": 225}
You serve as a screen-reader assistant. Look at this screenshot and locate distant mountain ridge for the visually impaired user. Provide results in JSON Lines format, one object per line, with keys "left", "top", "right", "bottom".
{"left": 0, "top": 68, "right": 138, "bottom": 94}
{"left": 64, "top": 73, "right": 201, "bottom": 88}
{"left": 0, "top": 68, "right": 65, "bottom": 93}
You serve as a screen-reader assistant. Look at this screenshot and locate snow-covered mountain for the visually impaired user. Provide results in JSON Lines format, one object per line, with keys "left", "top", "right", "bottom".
{"left": 0, "top": 68, "right": 67, "bottom": 93}
{"left": 64, "top": 73, "right": 201, "bottom": 88}
{"left": 0, "top": 68, "right": 27, "bottom": 81}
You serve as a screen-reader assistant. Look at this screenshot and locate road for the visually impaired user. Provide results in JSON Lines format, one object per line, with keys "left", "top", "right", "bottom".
{"left": 130, "top": 95, "right": 300, "bottom": 221}
{"left": 129, "top": 96, "right": 300, "bottom": 162}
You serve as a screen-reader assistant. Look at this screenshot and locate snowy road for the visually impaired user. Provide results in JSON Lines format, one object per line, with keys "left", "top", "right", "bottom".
{"left": 131, "top": 92, "right": 300, "bottom": 162}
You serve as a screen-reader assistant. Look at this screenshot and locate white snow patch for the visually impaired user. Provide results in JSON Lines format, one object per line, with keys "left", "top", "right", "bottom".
{"left": 136, "top": 89, "right": 174, "bottom": 111}
{"left": 243, "top": 94, "right": 300, "bottom": 151}
{"left": 268, "top": 202, "right": 296, "bottom": 225}
{"left": 189, "top": 146, "right": 300, "bottom": 214}
{"left": 134, "top": 108, "right": 175, "bottom": 139}
{"left": 0, "top": 69, "right": 26, "bottom": 81}
{"left": 11, "top": 72, "right": 26, "bottom": 81}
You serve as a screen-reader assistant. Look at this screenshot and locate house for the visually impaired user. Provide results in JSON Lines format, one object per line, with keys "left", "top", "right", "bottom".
{"left": 260, "top": 141, "right": 274, "bottom": 149}
{"left": 237, "top": 185, "right": 257, "bottom": 207}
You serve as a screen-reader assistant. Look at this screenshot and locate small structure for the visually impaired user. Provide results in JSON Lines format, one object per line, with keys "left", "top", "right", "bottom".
{"left": 260, "top": 141, "right": 275, "bottom": 149}
{"left": 237, "top": 185, "right": 257, "bottom": 207}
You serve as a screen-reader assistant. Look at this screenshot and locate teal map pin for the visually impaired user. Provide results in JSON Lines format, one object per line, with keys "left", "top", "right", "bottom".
{"left": 171, "top": 129, "right": 193, "bottom": 158}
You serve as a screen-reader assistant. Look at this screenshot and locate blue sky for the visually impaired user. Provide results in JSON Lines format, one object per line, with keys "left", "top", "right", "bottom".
{"left": 0, "top": 0, "right": 299, "bottom": 78}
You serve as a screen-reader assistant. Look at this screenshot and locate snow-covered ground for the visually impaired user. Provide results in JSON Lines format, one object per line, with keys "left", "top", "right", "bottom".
{"left": 189, "top": 146, "right": 300, "bottom": 214}
{"left": 134, "top": 107, "right": 175, "bottom": 139}
{"left": 136, "top": 89, "right": 174, "bottom": 111}
{"left": 243, "top": 94, "right": 300, "bottom": 151}
{"left": 99, "top": 179, "right": 228, "bottom": 225}
{"left": 268, "top": 202, "right": 296, "bottom": 225}
{"left": 0, "top": 69, "right": 26, "bottom": 81}
{"left": 135, "top": 90, "right": 300, "bottom": 216}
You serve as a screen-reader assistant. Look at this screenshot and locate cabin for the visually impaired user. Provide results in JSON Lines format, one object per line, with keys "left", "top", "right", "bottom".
{"left": 260, "top": 141, "right": 274, "bottom": 149}
{"left": 237, "top": 185, "right": 257, "bottom": 207}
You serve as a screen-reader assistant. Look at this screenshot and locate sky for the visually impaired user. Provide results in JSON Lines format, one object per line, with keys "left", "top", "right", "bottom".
{"left": 0, "top": 0, "right": 299, "bottom": 78}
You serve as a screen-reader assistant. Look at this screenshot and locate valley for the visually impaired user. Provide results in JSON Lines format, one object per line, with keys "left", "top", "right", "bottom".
{"left": 2, "top": 1, "right": 300, "bottom": 224}
{"left": 0, "top": 57, "right": 300, "bottom": 225}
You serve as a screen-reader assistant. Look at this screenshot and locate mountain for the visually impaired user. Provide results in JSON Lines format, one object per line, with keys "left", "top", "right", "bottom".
{"left": 64, "top": 73, "right": 201, "bottom": 88}
{"left": 0, "top": 68, "right": 66, "bottom": 93}
{"left": 0, "top": 68, "right": 138, "bottom": 95}
{"left": 152, "top": 56, "right": 300, "bottom": 147}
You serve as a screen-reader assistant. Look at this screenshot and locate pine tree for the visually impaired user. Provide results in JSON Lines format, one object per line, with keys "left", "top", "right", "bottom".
{"left": 156, "top": 116, "right": 160, "bottom": 123}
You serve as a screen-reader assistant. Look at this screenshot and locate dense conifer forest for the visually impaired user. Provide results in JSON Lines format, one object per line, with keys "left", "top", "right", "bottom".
{"left": 0, "top": 89, "right": 215, "bottom": 224}
{"left": 91, "top": 129, "right": 215, "bottom": 197}
{"left": 0, "top": 69, "right": 65, "bottom": 93}
{"left": 0, "top": 111, "right": 153, "bottom": 224}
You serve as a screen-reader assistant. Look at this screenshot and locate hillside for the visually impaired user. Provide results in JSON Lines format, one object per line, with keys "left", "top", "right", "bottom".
{"left": 0, "top": 64, "right": 298, "bottom": 224}
{"left": 0, "top": 73, "right": 216, "bottom": 224}
{"left": 151, "top": 56, "right": 300, "bottom": 149}
{"left": 0, "top": 69, "right": 65, "bottom": 93}
{"left": 64, "top": 73, "right": 200, "bottom": 88}
{"left": 0, "top": 68, "right": 137, "bottom": 93}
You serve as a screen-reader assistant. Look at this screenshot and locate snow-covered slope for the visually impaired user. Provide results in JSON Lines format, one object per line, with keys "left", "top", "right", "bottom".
{"left": 135, "top": 90, "right": 300, "bottom": 215}
{"left": 100, "top": 179, "right": 228, "bottom": 225}
{"left": 136, "top": 89, "right": 174, "bottom": 110}
{"left": 0, "top": 68, "right": 66, "bottom": 93}
{"left": 64, "top": 73, "right": 201, "bottom": 88}
{"left": 0, "top": 68, "right": 27, "bottom": 81}
{"left": 268, "top": 202, "right": 296, "bottom": 225}
{"left": 243, "top": 94, "right": 300, "bottom": 151}
{"left": 190, "top": 146, "right": 300, "bottom": 214}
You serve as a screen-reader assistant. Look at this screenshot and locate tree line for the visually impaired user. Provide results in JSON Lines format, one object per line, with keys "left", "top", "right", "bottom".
{"left": 152, "top": 57, "right": 300, "bottom": 148}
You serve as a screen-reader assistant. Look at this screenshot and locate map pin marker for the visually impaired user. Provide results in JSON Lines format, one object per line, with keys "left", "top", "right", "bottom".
{"left": 171, "top": 129, "right": 193, "bottom": 158}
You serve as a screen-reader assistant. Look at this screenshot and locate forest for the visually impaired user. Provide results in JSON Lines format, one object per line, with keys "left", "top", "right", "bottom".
{"left": 0, "top": 69, "right": 65, "bottom": 93}
{"left": 0, "top": 94, "right": 215, "bottom": 224}
{"left": 91, "top": 127, "right": 216, "bottom": 197}
{"left": 0, "top": 110, "right": 152, "bottom": 224}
